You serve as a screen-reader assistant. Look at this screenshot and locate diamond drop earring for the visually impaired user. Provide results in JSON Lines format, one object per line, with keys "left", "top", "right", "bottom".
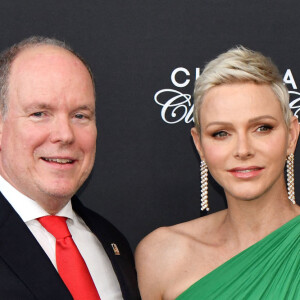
{"left": 200, "top": 160, "right": 209, "bottom": 211}
{"left": 286, "top": 153, "right": 296, "bottom": 205}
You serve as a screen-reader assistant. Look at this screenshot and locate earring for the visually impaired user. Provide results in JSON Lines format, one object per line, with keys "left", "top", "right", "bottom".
{"left": 286, "top": 153, "right": 296, "bottom": 205}
{"left": 200, "top": 160, "right": 209, "bottom": 211}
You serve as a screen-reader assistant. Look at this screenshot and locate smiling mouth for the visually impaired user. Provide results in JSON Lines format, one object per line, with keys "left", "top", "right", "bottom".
{"left": 228, "top": 166, "right": 264, "bottom": 178}
{"left": 234, "top": 168, "right": 261, "bottom": 173}
{"left": 42, "top": 158, "right": 74, "bottom": 164}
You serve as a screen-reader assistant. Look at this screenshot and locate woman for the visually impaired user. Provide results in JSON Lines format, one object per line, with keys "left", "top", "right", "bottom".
{"left": 135, "top": 47, "right": 300, "bottom": 299}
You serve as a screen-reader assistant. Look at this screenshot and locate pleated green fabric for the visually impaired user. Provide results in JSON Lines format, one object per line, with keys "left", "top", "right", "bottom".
{"left": 177, "top": 215, "right": 300, "bottom": 300}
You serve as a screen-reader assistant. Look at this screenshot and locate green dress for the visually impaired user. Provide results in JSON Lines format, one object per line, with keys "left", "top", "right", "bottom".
{"left": 176, "top": 215, "right": 300, "bottom": 300}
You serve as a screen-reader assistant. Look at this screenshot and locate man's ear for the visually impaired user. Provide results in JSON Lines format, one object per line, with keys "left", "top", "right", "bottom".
{"left": 287, "top": 116, "right": 300, "bottom": 155}
{"left": 191, "top": 127, "right": 205, "bottom": 161}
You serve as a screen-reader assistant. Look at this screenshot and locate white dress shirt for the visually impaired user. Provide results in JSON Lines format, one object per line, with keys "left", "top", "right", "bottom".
{"left": 0, "top": 176, "right": 123, "bottom": 300}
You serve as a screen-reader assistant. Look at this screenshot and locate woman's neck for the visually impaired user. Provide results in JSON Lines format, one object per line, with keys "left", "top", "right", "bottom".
{"left": 221, "top": 189, "right": 299, "bottom": 248}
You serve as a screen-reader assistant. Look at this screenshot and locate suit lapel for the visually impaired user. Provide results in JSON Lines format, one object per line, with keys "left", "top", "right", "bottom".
{"left": 72, "top": 196, "right": 140, "bottom": 300}
{"left": 0, "top": 193, "right": 72, "bottom": 299}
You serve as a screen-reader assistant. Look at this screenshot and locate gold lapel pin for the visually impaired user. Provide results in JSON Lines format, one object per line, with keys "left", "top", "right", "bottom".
{"left": 111, "top": 243, "right": 120, "bottom": 255}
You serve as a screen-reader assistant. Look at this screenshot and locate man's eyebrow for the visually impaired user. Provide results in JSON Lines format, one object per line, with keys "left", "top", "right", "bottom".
{"left": 72, "top": 105, "right": 96, "bottom": 116}
{"left": 24, "top": 104, "right": 95, "bottom": 112}
{"left": 24, "top": 103, "right": 53, "bottom": 111}
{"left": 75, "top": 105, "right": 95, "bottom": 112}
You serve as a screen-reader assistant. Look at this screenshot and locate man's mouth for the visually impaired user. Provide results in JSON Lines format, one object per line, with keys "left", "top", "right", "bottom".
{"left": 42, "top": 158, "right": 74, "bottom": 164}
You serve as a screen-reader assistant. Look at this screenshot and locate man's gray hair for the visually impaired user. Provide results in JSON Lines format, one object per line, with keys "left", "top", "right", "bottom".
{"left": 0, "top": 36, "right": 95, "bottom": 117}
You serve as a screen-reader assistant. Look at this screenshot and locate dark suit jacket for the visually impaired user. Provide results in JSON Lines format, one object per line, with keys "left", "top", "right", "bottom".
{"left": 0, "top": 193, "right": 140, "bottom": 299}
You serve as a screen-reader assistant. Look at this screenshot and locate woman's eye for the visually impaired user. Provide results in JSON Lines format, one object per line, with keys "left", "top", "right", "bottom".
{"left": 257, "top": 125, "right": 273, "bottom": 132}
{"left": 212, "top": 131, "right": 228, "bottom": 138}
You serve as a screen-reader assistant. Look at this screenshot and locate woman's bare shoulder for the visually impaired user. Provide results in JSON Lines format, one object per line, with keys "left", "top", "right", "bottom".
{"left": 135, "top": 225, "right": 189, "bottom": 299}
{"left": 136, "top": 209, "right": 227, "bottom": 262}
{"left": 135, "top": 224, "right": 187, "bottom": 271}
{"left": 171, "top": 209, "right": 227, "bottom": 238}
{"left": 135, "top": 210, "right": 227, "bottom": 299}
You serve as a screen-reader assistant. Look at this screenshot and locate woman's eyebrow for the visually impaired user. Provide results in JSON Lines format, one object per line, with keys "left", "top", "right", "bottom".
{"left": 248, "top": 115, "right": 277, "bottom": 123}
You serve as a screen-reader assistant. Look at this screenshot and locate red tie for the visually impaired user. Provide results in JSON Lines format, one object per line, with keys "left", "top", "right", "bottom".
{"left": 38, "top": 216, "right": 100, "bottom": 300}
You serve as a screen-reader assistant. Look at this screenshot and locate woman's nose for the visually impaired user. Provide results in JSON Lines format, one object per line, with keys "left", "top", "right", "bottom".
{"left": 233, "top": 134, "right": 254, "bottom": 159}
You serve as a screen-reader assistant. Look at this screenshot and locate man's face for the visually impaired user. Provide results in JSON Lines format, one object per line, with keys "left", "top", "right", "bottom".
{"left": 0, "top": 45, "right": 97, "bottom": 212}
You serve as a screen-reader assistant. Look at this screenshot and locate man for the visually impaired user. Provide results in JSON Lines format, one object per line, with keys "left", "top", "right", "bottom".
{"left": 0, "top": 36, "right": 140, "bottom": 299}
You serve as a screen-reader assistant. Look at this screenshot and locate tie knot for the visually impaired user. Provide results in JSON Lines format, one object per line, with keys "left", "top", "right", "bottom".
{"left": 38, "top": 216, "right": 71, "bottom": 240}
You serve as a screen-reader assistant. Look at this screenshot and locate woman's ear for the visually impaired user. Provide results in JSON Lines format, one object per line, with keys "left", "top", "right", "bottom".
{"left": 191, "top": 127, "right": 205, "bottom": 161}
{"left": 287, "top": 116, "right": 300, "bottom": 155}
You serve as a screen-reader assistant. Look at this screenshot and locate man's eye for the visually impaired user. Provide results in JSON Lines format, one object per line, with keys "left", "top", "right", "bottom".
{"left": 75, "top": 114, "right": 85, "bottom": 119}
{"left": 32, "top": 112, "right": 44, "bottom": 117}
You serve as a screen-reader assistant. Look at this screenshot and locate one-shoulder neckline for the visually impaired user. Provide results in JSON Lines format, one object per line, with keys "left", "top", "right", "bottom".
{"left": 177, "top": 214, "right": 300, "bottom": 299}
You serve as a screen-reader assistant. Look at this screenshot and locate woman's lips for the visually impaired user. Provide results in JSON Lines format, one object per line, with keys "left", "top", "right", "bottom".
{"left": 227, "top": 166, "right": 264, "bottom": 179}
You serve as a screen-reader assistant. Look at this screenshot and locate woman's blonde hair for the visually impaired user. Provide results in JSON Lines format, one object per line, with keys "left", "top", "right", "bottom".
{"left": 193, "top": 46, "right": 292, "bottom": 131}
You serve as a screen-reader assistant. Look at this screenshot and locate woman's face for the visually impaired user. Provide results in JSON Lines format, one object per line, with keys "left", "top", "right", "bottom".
{"left": 191, "top": 82, "right": 299, "bottom": 203}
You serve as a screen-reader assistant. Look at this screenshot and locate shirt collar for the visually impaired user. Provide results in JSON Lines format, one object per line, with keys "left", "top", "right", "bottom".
{"left": 0, "top": 175, "right": 73, "bottom": 222}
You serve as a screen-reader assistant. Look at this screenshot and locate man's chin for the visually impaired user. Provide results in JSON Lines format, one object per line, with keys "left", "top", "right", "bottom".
{"left": 34, "top": 190, "right": 74, "bottom": 214}
{"left": 37, "top": 185, "right": 77, "bottom": 202}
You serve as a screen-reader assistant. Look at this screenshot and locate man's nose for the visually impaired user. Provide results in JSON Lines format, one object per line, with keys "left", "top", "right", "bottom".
{"left": 49, "top": 116, "right": 75, "bottom": 145}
